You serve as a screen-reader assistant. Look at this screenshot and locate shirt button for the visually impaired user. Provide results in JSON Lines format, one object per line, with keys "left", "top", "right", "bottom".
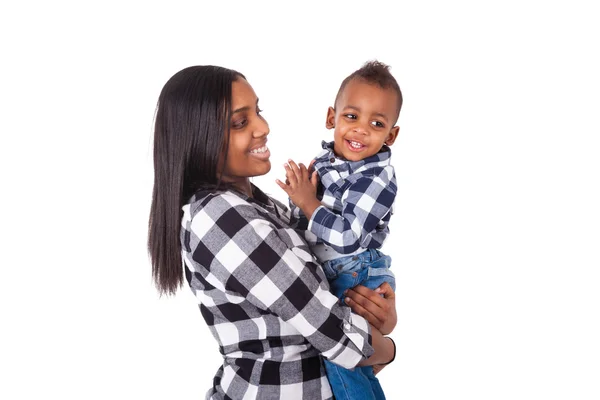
{"left": 343, "top": 322, "right": 351, "bottom": 330}
{"left": 352, "top": 272, "right": 358, "bottom": 277}
{"left": 330, "top": 158, "right": 335, "bottom": 163}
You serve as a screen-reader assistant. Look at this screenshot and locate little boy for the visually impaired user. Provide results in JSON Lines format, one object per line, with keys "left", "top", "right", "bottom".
{"left": 277, "top": 60, "right": 402, "bottom": 400}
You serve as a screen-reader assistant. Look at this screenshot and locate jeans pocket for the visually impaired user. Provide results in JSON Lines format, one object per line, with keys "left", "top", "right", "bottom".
{"left": 339, "top": 258, "right": 364, "bottom": 274}
{"left": 322, "top": 259, "right": 339, "bottom": 280}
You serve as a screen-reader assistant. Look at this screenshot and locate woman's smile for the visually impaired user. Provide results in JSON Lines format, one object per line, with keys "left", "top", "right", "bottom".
{"left": 249, "top": 143, "right": 270, "bottom": 159}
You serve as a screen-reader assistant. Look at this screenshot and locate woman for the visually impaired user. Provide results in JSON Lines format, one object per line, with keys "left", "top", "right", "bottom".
{"left": 148, "top": 65, "right": 397, "bottom": 399}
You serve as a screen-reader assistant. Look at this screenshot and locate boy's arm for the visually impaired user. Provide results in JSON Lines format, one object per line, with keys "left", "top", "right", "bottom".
{"left": 308, "top": 165, "right": 397, "bottom": 254}
{"left": 278, "top": 160, "right": 397, "bottom": 254}
{"left": 288, "top": 199, "right": 310, "bottom": 230}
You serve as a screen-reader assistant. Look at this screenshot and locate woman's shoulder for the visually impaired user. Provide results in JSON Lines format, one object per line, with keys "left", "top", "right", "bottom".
{"left": 183, "top": 186, "right": 292, "bottom": 230}
{"left": 185, "top": 189, "right": 252, "bottom": 220}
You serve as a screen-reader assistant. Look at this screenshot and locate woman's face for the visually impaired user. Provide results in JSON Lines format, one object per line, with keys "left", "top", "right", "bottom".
{"left": 220, "top": 78, "right": 270, "bottom": 185}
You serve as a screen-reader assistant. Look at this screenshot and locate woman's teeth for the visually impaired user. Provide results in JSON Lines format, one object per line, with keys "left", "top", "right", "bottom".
{"left": 250, "top": 145, "right": 268, "bottom": 154}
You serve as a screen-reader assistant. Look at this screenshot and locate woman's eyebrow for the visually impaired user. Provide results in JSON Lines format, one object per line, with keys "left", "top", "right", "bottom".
{"left": 232, "top": 98, "right": 259, "bottom": 114}
{"left": 232, "top": 106, "right": 250, "bottom": 114}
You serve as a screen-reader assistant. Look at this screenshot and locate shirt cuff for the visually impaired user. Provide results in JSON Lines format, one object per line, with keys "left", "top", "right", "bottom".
{"left": 323, "top": 306, "right": 374, "bottom": 369}
{"left": 307, "top": 205, "right": 329, "bottom": 236}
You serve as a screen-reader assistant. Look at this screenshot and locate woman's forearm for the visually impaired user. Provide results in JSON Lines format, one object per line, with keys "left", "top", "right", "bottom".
{"left": 357, "top": 326, "right": 395, "bottom": 366}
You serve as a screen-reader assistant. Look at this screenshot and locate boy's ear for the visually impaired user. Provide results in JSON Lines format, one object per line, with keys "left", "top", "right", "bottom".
{"left": 385, "top": 126, "right": 400, "bottom": 146}
{"left": 325, "top": 107, "right": 336, "bottom": 129}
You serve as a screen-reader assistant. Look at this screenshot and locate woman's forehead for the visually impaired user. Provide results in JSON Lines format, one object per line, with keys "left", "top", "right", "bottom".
{"left": 231, "top": 79, "right": 258, "bottom": 107}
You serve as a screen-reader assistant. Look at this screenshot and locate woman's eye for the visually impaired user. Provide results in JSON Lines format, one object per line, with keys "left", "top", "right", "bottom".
{"left": 232, "top": 119, "right": 247, "bottom": 129}
{"left": 371, "top": 121, "right": 385, "bottom": 128}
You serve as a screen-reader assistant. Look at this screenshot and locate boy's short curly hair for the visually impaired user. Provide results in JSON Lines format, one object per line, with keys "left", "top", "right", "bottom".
{"left": 334, "top": 60, "right": 403, "bottom": 120}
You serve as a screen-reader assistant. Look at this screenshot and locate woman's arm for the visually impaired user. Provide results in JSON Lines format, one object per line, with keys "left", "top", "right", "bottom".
{"left": 347, "top": 283, "right": 397, "bottom": 366}
{"left": 187, "top": 194, "right": 375, "bottom": 369}
{"left": 357, "top": 328, "right": 395, "bottom": 366}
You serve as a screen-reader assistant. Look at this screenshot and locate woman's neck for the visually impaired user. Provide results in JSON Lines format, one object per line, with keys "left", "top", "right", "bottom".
{"left": 229, "top": 178, "right": 253, "bottom": 198}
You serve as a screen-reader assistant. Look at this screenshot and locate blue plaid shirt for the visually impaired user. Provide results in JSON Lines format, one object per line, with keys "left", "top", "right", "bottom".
{"left": 290, "top": 141, "right": 397, "bottom": 260}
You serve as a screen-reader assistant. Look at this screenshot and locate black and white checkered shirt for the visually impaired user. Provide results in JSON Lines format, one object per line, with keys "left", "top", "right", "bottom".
{"left": 181, "top": 185, "right": 374, "bottom": 400}
{"left": 290, "top": 141, "right": 397, "bottom": 260}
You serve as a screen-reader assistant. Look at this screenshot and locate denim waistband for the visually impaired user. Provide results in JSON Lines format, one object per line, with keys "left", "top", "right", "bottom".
{"left": 327, "top": 248, "right": 383, "bottom": 266}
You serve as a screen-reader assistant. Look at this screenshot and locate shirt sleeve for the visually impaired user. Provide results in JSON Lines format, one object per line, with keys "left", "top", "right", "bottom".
{"left": 288, "top": 199, "right": 310, "bottom": 231}
{"left": 308, "top": 165, "right": 397, "bottom": 254}
{"left": 189, "top": 193, "right": 374, "bottom": 369}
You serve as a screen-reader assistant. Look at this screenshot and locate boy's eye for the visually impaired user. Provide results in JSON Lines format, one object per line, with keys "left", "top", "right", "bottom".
{"left": 344, "top": 114, "right": 357, "bottom": 120}
{"left": 371, "top": 121, "right": 385, "bottom": 128}
{"left": 256, "top": 107, "right": 263, "bottom": 115}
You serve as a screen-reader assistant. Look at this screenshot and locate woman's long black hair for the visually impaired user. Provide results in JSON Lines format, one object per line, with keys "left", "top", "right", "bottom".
{"left": 148, "top": 65, "right": 244, "bottom": 295}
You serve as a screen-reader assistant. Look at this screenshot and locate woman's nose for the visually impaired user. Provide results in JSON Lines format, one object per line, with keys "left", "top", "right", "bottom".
{"left": 253, "top": 118, "right": 270, "bottom": 137}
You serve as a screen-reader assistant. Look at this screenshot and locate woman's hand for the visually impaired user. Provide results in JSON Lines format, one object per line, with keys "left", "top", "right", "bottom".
{"left": 372, "top": 363, "right": 387, "bottom": 376}
{"left": 344, "top": 282, "right": 396, "bottom": 335}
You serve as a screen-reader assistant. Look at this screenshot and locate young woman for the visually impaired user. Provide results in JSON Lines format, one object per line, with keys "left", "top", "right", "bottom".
{"left": 148, "top": 65, "right": 397, "bottom": 400}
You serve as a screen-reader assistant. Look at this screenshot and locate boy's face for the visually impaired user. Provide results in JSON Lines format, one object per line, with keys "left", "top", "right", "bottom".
{"left": 327, "top": 79, "right": 399, "bottom": 162}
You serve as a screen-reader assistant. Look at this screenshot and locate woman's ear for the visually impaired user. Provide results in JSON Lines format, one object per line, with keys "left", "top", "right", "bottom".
{"left": 325, "top": 107, "right": 336, "bottom": 129}
{"left": 385, "top": 126, "right": 400, "bottom": 146}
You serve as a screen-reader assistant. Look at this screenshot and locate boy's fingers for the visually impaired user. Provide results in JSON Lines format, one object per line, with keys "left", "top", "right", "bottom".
{"left": 287, "top": 160, "right": 301, "bottom": 178}
{"left": 275, "top": 179, "right": 290, "bottom": 194}
{"left": 298, "top": 163, "right": 309, "bottom": 180}
{"left": 284, "top": 163, "right": 297, "bottom": 185}
{"left": 311, "top": 171, "right": 318, "bottom": 187}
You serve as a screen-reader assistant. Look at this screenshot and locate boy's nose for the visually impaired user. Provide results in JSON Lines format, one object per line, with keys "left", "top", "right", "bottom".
{"left": 353, "top": 127, "right": 367, "bottom": 135}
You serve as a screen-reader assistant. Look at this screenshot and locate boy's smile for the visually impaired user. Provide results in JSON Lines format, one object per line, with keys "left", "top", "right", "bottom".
{"left": 327, "top": 79, "right": 400, "bottom": 162}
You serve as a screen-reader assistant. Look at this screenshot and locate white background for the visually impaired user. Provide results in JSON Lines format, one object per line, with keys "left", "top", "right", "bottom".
{"left": 1, "top": 1, "right": 599, "bottom": 399}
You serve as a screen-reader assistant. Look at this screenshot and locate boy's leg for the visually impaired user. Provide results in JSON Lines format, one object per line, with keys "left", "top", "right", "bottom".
{"left": 352, "top": 250, "right": 394, "bottom": 399}
{"left": 324, "top": 256, "right": 364, "bottom": 300}
{"left": 360, "top": 250, "right": 396, "bottom": 292}
{"left": 323, "top": 359, "right": 377, "bottom": 400}
{"left": 360, "top": 365, "right": 387, "bottom": 400}
{"left": 324, "top": 254, "right": 379, "bottom": 399}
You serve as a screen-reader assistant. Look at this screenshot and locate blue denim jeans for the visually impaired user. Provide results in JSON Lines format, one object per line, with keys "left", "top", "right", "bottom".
{"left": 322, "top": 249, "right": 395, "bottom": 400}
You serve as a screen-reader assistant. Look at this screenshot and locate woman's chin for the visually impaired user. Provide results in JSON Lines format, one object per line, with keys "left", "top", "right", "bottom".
{"left": 248, "top": 161, "right": 271, "bottom": 178}
{"left": 260, "top": 161, "right": 272, "bottom": 175}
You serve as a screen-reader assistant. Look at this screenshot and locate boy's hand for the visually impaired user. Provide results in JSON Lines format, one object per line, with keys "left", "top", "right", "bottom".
{"left": 307, "top": 159, "right": 316, "bottom": 176}
{"left": 276, "top": 159, "right": 321, "bottom": 219}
